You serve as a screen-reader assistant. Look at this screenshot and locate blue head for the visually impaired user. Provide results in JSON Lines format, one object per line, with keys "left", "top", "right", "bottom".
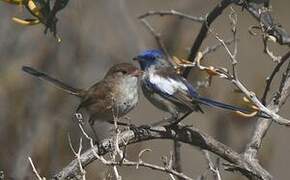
{"left": 133, "top": 49, "right": 169, "bottom": 70}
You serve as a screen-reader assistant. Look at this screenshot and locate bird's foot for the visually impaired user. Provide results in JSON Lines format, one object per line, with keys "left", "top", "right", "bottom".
{"left": 166, "top": 117, "right": 182, "bottom": 126}
{"left": 139, "top": 124, "right": 151, "bottom": 129}
{"left": 129, "top": 124, "right": 151, "bottom": 138}
{"left": 129, "top": 124, "right": 151, "bottom": 130}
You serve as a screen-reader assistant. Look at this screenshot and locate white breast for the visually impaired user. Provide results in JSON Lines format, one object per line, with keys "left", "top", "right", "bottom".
{"left": 116, "top": 76, "right": 138, "bottom": 116}
{"left": 147, "top": 68, "right": 188, "bottom": 95}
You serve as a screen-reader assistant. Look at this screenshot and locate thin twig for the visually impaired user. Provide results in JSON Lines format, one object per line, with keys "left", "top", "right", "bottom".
{"left": 28, "top": 157, "right": 46, "bottom": 180}
{"left": 53, "top": 125, "right": 273, "bottom": 180}
{"left": 208, "top": 19, "right": 290, "bottom": 126}
{"left": 138, "top": 10, "right": 204, "bottom": 23}
{"left": 201, "top": 39, "right": 235, "bottom": 58}
{"left": 263, "top": 35, "right": 282, "bottom": 63}
{"left": 240, "top": 2, "right": 290, "bottom": 46}
{"left": 244, "top": 64, "right": 290, "bottom": 160}
{"left": 68, "top": 135, "right": 86, "bottom": 180}
{"left": 183, "top": 0, "right": 234, "bottom": 77}
{"left": 261, "top": 51, "right": 290, "bottom": 104}
{"left": 76, "top": 113, "right": 109, "bottom": 164}
{"left": 202, "top": 151, "right": 222, "bottom": 180}
{"left": 117, "top": 159, "right": 193, "bottom": 180}
{"left": 139, "top": 18, "right": 175, "bottom": 67}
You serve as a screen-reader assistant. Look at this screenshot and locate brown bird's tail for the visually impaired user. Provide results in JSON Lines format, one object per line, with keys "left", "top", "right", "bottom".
{"left": 22, "top": 66, "right": 84, "bottom": 97}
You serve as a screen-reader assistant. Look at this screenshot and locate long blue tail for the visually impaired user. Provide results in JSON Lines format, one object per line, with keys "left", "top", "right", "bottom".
{"left": 197, "top": 96, "right": 270, "bottom": 118}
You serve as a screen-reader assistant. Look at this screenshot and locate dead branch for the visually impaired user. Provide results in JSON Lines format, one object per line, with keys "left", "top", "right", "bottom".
{"left": 138, "top": 10, "right": 204, "bottom": 23}
{"left": 28, "top": 157, "right": 46, "bottom": 180}
{"left": 261, "top": 51, "right": 290, "bottom": 104}
{"left": 183, "top": 0, "right": 234, "bottom": 77}
{"left": 52, "top": 124, "right": 273, "bottom": 180}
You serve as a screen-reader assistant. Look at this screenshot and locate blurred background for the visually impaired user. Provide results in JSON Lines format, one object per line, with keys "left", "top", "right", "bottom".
{"left": 0, "top": 0, "right": 290, "bottom": 179}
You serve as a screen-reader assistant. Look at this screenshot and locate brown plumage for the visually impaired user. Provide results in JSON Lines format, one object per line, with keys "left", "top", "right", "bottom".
{"left": 22, "top": 63, "right": 141, "bottom": 140}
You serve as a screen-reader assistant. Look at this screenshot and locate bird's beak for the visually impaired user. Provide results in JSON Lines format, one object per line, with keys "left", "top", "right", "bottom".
{"left": 131, "top": 69, "right": 143, "bottom": 77}
{"left": 132, "top": 56, "right": 140, "bottom": 61}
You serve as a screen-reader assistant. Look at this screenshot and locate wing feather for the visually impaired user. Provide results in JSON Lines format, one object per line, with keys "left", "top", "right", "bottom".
{"left": 145, "top": 67, "right": 202, "bottom": 112}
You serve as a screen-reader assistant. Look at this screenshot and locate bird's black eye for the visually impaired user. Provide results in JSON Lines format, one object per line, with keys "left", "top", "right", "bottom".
{"left": 120, "top": 70, "right": 127, "bottom": 74}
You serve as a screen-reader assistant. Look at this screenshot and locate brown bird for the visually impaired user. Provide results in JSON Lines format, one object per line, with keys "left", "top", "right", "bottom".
{"left": 22, "top": 63, "right": 142, "bottom": 140}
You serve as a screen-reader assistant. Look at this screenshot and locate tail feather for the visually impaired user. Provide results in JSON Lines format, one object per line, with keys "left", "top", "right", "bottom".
{"left": 22, "top": 66, "right": 83, "bottom": 97}
{"left": 197, "top": 96, "right": 270, "bottom": 118}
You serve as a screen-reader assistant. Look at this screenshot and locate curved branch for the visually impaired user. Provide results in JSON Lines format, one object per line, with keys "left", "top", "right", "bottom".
{"left": 183, "top": 0, "right": 234, "bottom": 77}
{"left": 245, "top": 62, "right": 290, "bottom": 160}
{"left": 138, "top": 10, "right": 204, "bottom": 23}
{"left": 241, "top": 3, "right": 290, "bottom": 46}
{"left": 261, "top": 51, "right": 290, "bottom": 105}
{"left": 53, "top": 125, "right": 271, "bottom": 180}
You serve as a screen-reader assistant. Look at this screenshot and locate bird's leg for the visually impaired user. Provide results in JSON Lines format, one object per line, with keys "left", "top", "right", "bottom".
{"left": 169, "top": 112, "right": 191, "bottom": 125}
{"left": 75, "top": 113, "right": 98, "bottom": 144}
{"left": 149, "top": 112, "right": 180, "bottom": 127}
{"left": 88, "top": 118, "right": 100, "bottom": 143}
{"left": 169, "top": 112, "right": 179, "bottom": 124}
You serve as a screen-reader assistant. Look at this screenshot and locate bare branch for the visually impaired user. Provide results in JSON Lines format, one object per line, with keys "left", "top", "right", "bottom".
{"left": 68, "top": 136, "right": 86, "bottom": 180}
{"left": 263, "top": 36, "right": 282, "bottom": 63}
{"left": 119, "top": 158, "right": 193, "bottom": 180}
{"left": 202, "top": 150, "right": 222, "bottom": 180}
{"left": 138, "top": 10, "right": 204, "bottom": 23}
{"left": 240, "top": 3, "right": 290, "bottom": 46}
{"left": 245, "top": 60, "right": 290, "bottom": 160}
{"left": 201, "top": 39, "right": 235, "bottom": 58}
{"left": 28, "top": 157, "right": 46, "bottom": 180}
{"left": 261, "top": 51, "right": 290, "bottom": 104}
{"left": 139, "top": 18, "right": 175, "bottom": 67}
{"left": 183, "top": 0, "right": 234, "bottom": 77}
{"left": 53, "top": 125, "right": 272, "bottom": 180}
{"left": 207, "top": 18, "right": 290, "bottom": 126}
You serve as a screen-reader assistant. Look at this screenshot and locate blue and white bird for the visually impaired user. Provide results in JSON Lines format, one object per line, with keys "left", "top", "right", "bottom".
{"left": 133, "top": 49, "right": 268, "bottom": 124}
